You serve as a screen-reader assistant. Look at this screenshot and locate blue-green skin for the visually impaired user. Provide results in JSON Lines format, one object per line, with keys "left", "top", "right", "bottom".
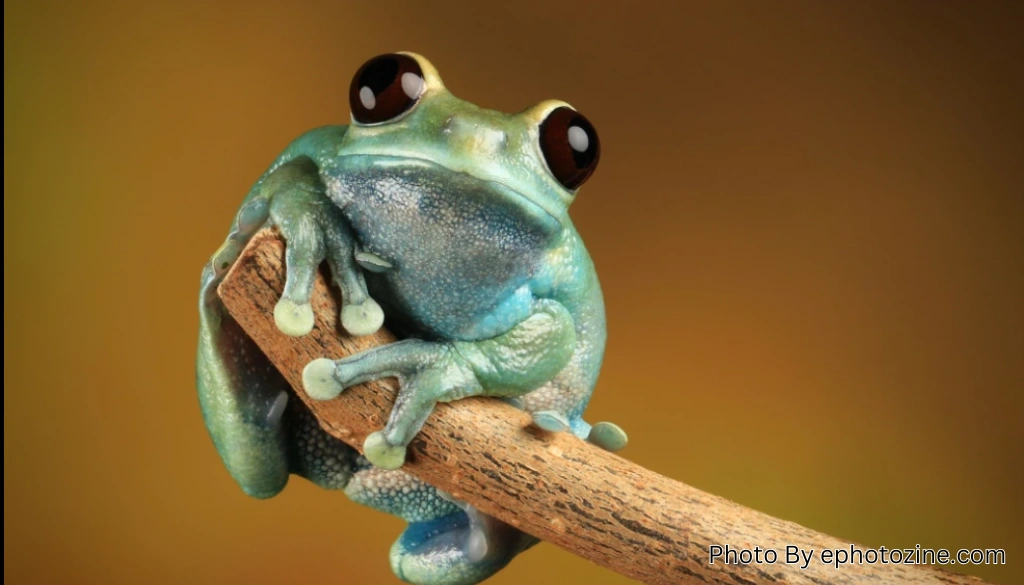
{"left": 196, "top": 53, "right": 626, "bottom": 585}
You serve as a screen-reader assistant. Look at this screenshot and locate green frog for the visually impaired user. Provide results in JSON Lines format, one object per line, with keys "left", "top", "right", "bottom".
{"left": 196, "top": 52, "right": 627, "bottom": 585}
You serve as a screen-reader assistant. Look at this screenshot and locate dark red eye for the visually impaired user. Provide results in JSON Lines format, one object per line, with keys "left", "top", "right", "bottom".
{"left": 539, "top": 106, "right": 600, "bottom": 190}
{"left": 349, "top": 54, "right": 425, "bottom": 124}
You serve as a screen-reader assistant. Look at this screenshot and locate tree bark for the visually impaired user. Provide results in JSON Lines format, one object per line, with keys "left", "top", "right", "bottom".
{"left": 217, "top": 228, "right": 992, "bottom": 585}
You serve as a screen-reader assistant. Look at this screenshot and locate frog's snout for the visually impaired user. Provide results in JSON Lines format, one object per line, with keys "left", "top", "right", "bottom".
{"left": 442, "top": 113, "right": 508, "bottom": 158}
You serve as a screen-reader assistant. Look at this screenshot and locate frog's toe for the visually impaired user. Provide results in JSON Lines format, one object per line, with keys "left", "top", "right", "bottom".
{"left": 531, "top": 410, "right": 571, "bottom": 433}
{"left": 364, "top": 430, "right": 408, "bottom": 471}
{"left": 274, "top": 297, "right": 315, "bottom": 337}
{"left": 211, "top": 238, "right": 243, "bottom": 280}
{"left": 274, "top": 219, "right": 328, "bottom": 337}
{"left": 587, "top": 421, "right": 628, "bottom": 452}
{"left": 302, "top": 358, "right": 345, "bottom": 401}
{"left": 341, "top": 297, "right": 384, "bottom": 337}
{"left": 236, "top": 197, "right": 270, "bottom": 235}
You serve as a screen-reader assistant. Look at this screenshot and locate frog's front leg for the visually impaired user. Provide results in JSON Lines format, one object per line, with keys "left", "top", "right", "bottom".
{"left": 303, "top": 299, "right": 577, "bottom": 470}
{"left": 197, "top": 141, "right": 383, "bottom": 498}
{"left": 262, "top": 156, "right": 384, "bottom": 337}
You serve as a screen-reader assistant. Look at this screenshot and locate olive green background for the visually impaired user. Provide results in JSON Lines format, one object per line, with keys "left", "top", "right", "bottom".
{"left": 5, "top": 1, "right": 1022, "bottom": 584}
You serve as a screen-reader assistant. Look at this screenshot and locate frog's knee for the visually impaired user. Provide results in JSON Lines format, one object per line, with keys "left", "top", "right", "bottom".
{"left": 459, "top": 299, "right": 577, "bottom": 393}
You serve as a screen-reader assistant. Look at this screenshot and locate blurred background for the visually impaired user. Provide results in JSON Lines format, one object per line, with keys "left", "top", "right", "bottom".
{"left": 5, "top": 1, "right": 1022, "bottom": 584}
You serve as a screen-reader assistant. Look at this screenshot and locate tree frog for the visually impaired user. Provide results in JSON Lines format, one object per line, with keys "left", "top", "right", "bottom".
{"left": 196, "top": 52, "right": 628, "bottom": 585}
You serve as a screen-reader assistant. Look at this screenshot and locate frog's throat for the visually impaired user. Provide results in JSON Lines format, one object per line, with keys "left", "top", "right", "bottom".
{"left": 332, "top": 153, "right": 566, "bottom": 229}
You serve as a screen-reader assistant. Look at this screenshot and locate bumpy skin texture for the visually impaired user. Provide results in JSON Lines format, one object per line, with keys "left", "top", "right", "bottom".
{"left": 196, "top": 53, "right": 626, "bottom": 585}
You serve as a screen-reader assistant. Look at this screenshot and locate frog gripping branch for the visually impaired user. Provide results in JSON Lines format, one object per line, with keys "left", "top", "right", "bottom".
{"left": 199, "top": 53, "right": 996, "bottom": 585}
{"left": 196, "top": 52, "right": 628, "bottom": 585}
{"left": 216, "top": 231, "right": 997, "bottom": 585}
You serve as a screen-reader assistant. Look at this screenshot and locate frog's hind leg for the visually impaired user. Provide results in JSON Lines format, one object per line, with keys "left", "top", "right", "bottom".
{"left": 344, "top": 463, "right": 535, "bottom": 585}
{"left": 276, "top": 390, "right": 359, "bottom": 489}
{"left": 302, "top": 299, "right": 579, "bottom": 470}
{"left": 195, "top": 179, "right": 289, "bottom": 496}
{"left": 198, "top": 263, "right": 293, "bottom": 498}
{"left": 197, "top": 270, "right": 361, "bottom": 497}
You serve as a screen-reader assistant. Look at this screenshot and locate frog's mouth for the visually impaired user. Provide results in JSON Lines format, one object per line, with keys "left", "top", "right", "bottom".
{"left": 331, "top": 154, "right": 564, "bottom": 233}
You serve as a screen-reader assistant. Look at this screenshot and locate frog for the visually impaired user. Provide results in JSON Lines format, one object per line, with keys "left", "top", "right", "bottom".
{"left": 196, "top": 52, "right": 628, "bottom": 585}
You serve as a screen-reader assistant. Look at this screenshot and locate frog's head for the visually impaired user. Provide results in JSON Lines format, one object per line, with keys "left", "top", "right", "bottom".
{"left": 333, "top": 52, "right": 601, "bottom": 227}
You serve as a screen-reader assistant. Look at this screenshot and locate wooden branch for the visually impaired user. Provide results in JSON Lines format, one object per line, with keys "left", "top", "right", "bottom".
{"left": 218, "top": 229, "right": 992, "bottom": 585}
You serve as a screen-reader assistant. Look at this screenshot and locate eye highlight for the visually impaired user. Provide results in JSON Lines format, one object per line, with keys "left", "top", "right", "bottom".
{"left": 539, "top": 106, "right": 600, "bottom": 190}
{"left": 349, "top": 54, "right": 425, "bottom": 125}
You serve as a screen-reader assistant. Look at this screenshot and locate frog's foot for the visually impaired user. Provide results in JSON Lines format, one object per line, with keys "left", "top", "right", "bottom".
{"left": 390, "top": 498, "right": 537, "bottom": 585}
{"left": 257, "top": 156, "right": 383, "bottom": 338}
{"left": 587, "top": 421, "right": 629, "bottom": 452}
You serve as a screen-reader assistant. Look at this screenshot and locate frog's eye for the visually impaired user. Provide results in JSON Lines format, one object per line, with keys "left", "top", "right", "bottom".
{"left": 539, "top": 106, "right": 600, "bottom": 190}
{"left": 349, "top": 54, "right": 425, "bottom": 125}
